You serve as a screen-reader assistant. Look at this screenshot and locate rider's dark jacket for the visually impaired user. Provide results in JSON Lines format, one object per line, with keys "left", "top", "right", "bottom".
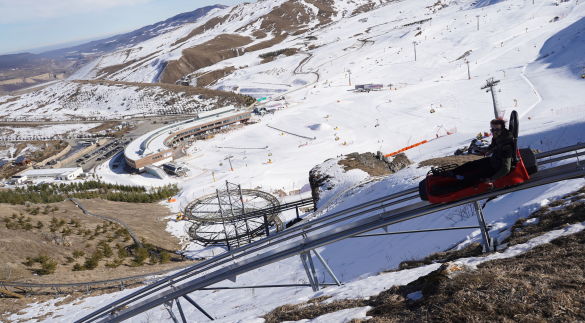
{"left": 487, "top": 128, "right": 514, "bottom": 180}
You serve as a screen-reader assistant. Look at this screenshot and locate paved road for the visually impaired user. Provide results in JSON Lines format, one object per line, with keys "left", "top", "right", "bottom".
{"left": 0, "top": 114, "right": 199, "bottom": 126}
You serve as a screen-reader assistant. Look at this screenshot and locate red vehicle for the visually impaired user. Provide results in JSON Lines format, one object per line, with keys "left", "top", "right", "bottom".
{"left": 419, "top": 111, "right": 538, "bottom": 204}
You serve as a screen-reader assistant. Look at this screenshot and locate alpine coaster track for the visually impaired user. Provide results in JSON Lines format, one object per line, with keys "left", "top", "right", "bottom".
{"left": 76, "top": 143, "right": 585, "bottom": 322}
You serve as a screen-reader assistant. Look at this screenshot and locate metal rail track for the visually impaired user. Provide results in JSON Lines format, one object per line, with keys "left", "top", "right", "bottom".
{"left": 76, "top": 143, "right": 584, "bottom": 322}
{"left": 0, "top": 264, "right": 193, "bottom": 293}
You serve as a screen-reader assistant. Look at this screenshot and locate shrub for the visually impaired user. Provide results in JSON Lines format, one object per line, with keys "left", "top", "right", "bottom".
{"left": 160, "top": 252, "right": 171, "bottom": 264}
{"left": 35, "top": 258, "right": 57, "bottom": 275}
{"left": 24, "top": 254, "right": 58, "bottom": 275}
{"left": 98, "top": 241, "right": 113, "bottom": 258}
{"left": 72, "top": 250, "right": 85, "bottom": 258}
{"left": 105, "top": 259, "right": 124, "bottom": 268}
{"left": 132, "top": 247, "right": 149, "bottom": 266}
{"left": 117, "top": 245, "right": 129, "bottom": 258}
{"left": 61, "top": 227, "right": 72, "bottom": 236}
{"left": 83, "top": 256, "right": 99, "bottom": 270}
{"left": 22, "top": 257, "right": 34, "bottom": 267}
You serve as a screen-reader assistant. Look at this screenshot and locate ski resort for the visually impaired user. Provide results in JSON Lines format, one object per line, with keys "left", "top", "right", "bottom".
{"left": 0, "top": 0, "right": 584, "bottom": 322}
{"left": 123, "top": 107, "right": 251, "bottom": 171}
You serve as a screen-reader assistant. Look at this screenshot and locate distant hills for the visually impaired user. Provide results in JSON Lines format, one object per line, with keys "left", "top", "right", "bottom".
{"left": 41, "top": 5, "right": 227, "bottom": 59}
{"left": 0, "top": 5, "right": 225, "bottom": 94}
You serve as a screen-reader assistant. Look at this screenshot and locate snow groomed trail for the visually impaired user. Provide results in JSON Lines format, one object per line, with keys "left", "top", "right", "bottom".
{"left": 76, "top": 143, "right": 585, "bottom": 323}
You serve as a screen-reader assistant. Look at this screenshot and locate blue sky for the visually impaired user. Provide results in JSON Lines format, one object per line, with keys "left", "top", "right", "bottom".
{"left": 0, "top": 0, "right": 252, "bottom": 55}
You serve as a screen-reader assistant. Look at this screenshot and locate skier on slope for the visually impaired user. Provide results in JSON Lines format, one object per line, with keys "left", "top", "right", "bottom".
{"left": 450, "top": 119, "right": 514, "bottom": 187}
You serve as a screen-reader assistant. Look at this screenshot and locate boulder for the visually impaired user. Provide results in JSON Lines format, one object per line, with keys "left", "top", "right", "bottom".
{"left": 309, "top": 152, "right": 412, "bottom": 207}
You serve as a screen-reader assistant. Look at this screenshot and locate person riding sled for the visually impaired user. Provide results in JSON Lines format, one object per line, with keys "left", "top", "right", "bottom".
{"left": 421, "top": 110, "right": 536, "bottom": 203}
{"left": 451, "top": 119, "right": 514, "bottom": 186}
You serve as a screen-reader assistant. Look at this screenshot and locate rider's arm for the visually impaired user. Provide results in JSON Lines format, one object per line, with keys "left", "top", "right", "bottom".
{"left": 483, "top": 141, "right": 495, "bottom": 156}
{"left": 490, "top": 156, "right": 512, "bottom": 181}
{"left": 490, "top": 144, "right": 514, "bottom": 181}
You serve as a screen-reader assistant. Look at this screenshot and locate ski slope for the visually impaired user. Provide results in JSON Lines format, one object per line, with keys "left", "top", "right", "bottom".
{"left": 5, "top": 0, "right": 585, "bottom": 321}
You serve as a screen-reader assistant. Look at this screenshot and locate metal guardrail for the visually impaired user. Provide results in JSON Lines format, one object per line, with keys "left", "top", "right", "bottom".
{"left": 0, "top": 264, "right": 193, "bottom": 292}
{"left": 75, "top": 143, "right": 585, "bottom": 322}
{"left": 240, "top": 197, "right": 315, "bottom": 221}
{"left": 534, "top": 142, "right": 585, "bottom": 159}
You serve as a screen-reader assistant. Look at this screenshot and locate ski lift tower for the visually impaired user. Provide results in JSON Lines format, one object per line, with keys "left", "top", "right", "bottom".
{"left": 481, "top": 78, "right": 501, "bottom": 119}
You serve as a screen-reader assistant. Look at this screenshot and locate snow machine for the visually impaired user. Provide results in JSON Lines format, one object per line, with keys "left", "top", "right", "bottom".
{"left": 419, "top": 111, "right": 538, "bottom": 204}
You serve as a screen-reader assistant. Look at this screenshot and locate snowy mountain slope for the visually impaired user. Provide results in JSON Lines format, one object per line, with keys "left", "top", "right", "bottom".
{"left": 0, "top": 80, "right": 249, "bottom": 121}
{"left": 86, "top": 0, "right": 585, "bottom": 226}
{"left": 87, "top": 0, "right": 585, "bottom": 192}
{"left": 71, "top": 0, "right": 395, "bottom": 84}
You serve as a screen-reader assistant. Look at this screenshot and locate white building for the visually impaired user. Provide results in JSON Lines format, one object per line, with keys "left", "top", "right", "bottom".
{"left": 10, "top": 175, "right": 28, "bottom": 184}
{"left": 20, "top": 167, "right": 83, "bottom": 181}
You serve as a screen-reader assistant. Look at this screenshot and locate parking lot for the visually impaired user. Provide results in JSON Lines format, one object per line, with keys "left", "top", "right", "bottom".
{"left": 64, "top": 139, "right": 129, "bottom": 171}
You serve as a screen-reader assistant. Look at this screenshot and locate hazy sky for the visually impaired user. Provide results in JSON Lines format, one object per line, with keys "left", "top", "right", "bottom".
{"left": 0, "top": 0, "right": 252, "bottom": 55}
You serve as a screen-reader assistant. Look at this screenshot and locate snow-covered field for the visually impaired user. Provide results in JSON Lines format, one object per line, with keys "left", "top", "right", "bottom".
{"left": 0, "top": 81, "right": 221, "bottom": 121}
{"left": 4, "top": 0, "right": 585, "bottom": 321}
{"left": 0, "top": 123, "right": 100, "bottom": 140}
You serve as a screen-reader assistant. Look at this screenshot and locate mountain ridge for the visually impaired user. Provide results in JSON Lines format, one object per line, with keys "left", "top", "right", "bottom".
{"left": 0, "top": 5, "right": 225, "bottom": 94}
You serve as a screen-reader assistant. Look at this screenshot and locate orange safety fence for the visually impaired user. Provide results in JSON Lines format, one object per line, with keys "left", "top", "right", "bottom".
{"left": 384, "top": 140, "right": 428, "bottom": 158}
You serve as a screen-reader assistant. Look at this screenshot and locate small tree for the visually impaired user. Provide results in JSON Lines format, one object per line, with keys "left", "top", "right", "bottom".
{"left": 160, "top": 252, "right": 171, "bottom": 264}
{"left": 72, "top": 250, "right": 85, "bottom": 259}
{"left": 132, "top": 247, "right": 149, "bottom": 266}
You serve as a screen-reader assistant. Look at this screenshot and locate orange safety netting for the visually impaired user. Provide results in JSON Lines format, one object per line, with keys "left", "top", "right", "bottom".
{"left": 384, "top": 140, "right": 428, "bottom": 158}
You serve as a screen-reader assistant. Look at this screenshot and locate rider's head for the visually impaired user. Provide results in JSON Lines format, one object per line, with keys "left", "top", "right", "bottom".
{"left": 490, "top": 119, "right": 506, "bottom": 137}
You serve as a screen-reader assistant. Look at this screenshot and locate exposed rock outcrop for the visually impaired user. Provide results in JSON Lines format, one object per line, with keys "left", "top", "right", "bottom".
{"left": 309, "top": 152, "right": 412, "bottom": 206}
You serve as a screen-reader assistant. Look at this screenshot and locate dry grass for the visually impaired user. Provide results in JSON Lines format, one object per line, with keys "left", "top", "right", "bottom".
{"left": 76, "top": 199, "right": 178, "bottom": 250}
{"left": 266, "top": 187, "right": 585, "bottom": 322}
{"left": 259, "top": 48, "right": 300, "bottom": 64}
{"left": 338, "top": 154, "right": 392, "bottom": 177}
{"left": 194, "top": 66, "right": 237, "bottom": 87}
{"left": 418, "top": 154, "right": 482, "bottom": 168}
{"left": 505, "top": 187, "right": 585, "bottom": 246}
{"left": 97, "top": 51, "right": 161, "bottom": 78}
{"left": 395, "top": 242, "right": 483, "bottom": 271}
{"left": 245, "top": 34, "right": 289, "bottom": 53}
{"left": 364, "top": 228, "right": 585, "bottom": 322}
{"left": 0, "top": 199, "right": 185, "bottom": 284}
{"left": 264, "top": 296, "right": 368, "bottom": 323}
{"left": 352, "top": 2, "right": 377, "bottom": 15}
{"left": 172, "top": 15, "right": 229, "bottom": 46}
{"left": 0, "top": 96, "right": 21, "bottom": 106}
{"left": 161, "top": 34, "right": 253, "bottom": 84}
{"left": 86, "top": 121, "right": 120, "bottom": 134}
